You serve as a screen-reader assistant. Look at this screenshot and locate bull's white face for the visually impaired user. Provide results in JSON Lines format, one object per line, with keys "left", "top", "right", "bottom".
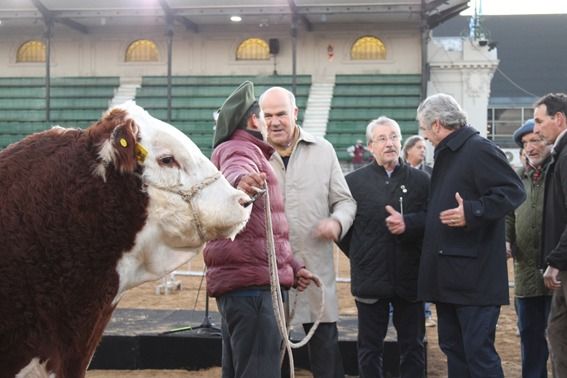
{"left": 108, "top": 101, "right": 251, "bottom": 295}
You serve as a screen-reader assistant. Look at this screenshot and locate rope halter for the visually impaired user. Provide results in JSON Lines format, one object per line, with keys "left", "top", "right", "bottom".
{"left": 144, "top": 172, "right": 222, "bottom": 242}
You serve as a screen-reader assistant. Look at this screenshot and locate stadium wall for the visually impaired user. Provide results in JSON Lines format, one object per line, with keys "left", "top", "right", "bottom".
{"left": 0, "top": 23, "right": 421, "bottom": 79}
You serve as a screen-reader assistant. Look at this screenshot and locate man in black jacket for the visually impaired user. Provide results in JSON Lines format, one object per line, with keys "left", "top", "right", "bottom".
{"left": 416, "top": 94, "right": 526, "bottom": 378}
{"left": 339, "top": 116, "right": 429, "bottom": 378}
{"left": 534, "top": 92, "right": 567, "bottom": 376}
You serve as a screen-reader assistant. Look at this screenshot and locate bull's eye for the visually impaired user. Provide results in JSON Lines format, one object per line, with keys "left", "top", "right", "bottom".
{"left": 158, "top": 155, "right": 179, "bottom": 168}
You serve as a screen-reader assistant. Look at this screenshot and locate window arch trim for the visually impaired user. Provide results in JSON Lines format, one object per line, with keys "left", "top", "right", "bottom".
{"left": 16, "top": 40, "right": 46, "bottom": 63}
{"left": 351, "top": 35, "right": 386, "bottom": 60}
{"left": 125, "top": 39, "right": 159, "bottom": 62}
{"left": 236, "top": 38, "right": 270, "bottom": 61}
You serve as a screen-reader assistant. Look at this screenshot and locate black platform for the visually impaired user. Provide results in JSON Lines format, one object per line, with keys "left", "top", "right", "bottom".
{"left": 89, "top": 308, "right": 419, "bottom": 377}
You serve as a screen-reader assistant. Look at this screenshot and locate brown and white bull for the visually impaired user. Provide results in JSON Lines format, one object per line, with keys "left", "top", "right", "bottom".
{"left": 0, "top": 101, "right": 251, "bottom": 378}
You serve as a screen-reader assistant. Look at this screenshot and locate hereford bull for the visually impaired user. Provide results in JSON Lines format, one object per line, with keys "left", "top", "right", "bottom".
{"left": 0, "top": 101, "right": 251, "bottom": 378}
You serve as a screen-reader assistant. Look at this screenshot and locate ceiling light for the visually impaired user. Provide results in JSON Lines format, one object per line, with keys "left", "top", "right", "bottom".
{"left": 230, "top": 15, "right": 242, "bottom": 22}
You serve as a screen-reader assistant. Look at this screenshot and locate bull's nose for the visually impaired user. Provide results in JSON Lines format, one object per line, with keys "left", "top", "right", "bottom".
{"left": 238, "top": 193, "right": 252, "bottom": 208}
{"left": 240, "top": 188, "right": 266, "bottom": 207}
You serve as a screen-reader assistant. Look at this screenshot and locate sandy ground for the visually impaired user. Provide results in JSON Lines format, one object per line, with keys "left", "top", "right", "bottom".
{"left": 87, "top": 251, "right": 540, "bottom": 377}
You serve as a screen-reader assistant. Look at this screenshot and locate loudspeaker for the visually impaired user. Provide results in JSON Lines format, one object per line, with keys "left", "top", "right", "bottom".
{"left": 269, "top": 38, "right": 280, "bottom": 55}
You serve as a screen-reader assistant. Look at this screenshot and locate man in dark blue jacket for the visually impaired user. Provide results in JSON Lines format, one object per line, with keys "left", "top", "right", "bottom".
{"left": 339, "top": 116, "right": 429, "bottom": 378}
{"left": 534, "top": 92, "right": 567, "bottom": 376}
{"left": 416, "top": 93, "right": 526, "bottom": 378}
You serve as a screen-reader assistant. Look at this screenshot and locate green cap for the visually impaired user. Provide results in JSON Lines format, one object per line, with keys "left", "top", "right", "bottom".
{"left": 212, "top": 80, "right": 256, "bottom": 148}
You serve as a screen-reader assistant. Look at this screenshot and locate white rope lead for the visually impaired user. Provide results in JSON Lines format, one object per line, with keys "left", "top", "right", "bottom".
{"left": 263, "top": 185, "right": 326, "bottom": 378}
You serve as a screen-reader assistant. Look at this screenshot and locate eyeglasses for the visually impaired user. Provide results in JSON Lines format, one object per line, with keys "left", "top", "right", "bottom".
{"left": 372, "top": 134, "right": 400, "bottom": 144}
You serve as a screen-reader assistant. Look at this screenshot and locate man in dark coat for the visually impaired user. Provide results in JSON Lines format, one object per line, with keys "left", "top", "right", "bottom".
{"left": 416, "top": 93, "right": 526, "bottom": 378}
{"left": 339, "top": 116, "right": 429, "bottom": 378}
{"left": 533, "top": 92, "right": 567, "bottom": 376}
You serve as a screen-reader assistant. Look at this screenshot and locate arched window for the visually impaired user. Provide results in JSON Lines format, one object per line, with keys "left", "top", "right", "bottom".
{"left": 17, "top": 40, "right": 46, "bottom": 63}
{"left": 236, "top": 38, "right": 270, "bottom": 60}
{"left": 351, "top": 36, "right": 386, "bottom": 60}
{"left": 125, "top": 39, "right": 159, "bottom": 62}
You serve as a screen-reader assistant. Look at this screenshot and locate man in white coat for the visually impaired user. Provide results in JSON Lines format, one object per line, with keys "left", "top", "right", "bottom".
{"left": 259, "top": 86, "right": 356, "bottom": 377}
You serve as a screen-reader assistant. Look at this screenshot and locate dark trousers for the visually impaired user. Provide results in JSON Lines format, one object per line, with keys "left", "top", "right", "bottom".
{"left": 436, "top": 303, "right": 504, "bottom": 378}
{"left": 218, "top": 291, "right": 282, "bottom": 378}
{"left": 516, "top": 296, "right": 552, "bottom": 378}
{"left": 356, "top": 297, "right": 425, "bottom": 378}
{"left": 548, "top": 271, "right": 567, "bottom": 377}
{"left": 301, "top": 322, "right": 345, "bottom": 378}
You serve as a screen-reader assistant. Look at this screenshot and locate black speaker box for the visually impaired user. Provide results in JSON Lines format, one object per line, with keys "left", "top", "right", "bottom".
{"left": 269, "top": 38, "right": 280, "bottom": 55}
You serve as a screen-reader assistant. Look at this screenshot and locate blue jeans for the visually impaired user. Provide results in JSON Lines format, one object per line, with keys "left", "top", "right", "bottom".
{"left": 436, "top": 303, "right": 504, "bottom": 378}
{"left": 516, "top": 296, "right": 552, "bottom": 378}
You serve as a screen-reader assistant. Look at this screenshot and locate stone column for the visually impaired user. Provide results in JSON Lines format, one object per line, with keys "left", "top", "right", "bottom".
{"left": 427, "top": 36, "right": 498, "bottom": 137}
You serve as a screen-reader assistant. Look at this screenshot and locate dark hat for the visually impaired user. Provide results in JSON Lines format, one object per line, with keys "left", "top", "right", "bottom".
{"left": 212, "top": 81, "right": 256, "bottom": 148}
{"left": 513, "top": 119, "right": 535, "bottom": 148}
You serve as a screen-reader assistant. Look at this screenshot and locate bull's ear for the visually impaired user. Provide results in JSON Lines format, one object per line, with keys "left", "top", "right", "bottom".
{"left": 111, "top": 119, "right": 138, "bottom": 173}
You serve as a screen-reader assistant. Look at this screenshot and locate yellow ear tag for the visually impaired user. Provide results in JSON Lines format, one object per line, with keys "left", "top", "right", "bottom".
{"left": 135, "top": 143, "right": 148, "bottom": 163}
{"left": 119, "top": 138, "right": 128, "bottom": 148}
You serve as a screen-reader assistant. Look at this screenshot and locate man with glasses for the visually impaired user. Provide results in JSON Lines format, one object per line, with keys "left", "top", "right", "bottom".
{"left": 338, "top": 116, "right": 429, "bottom": 377}
{"left": 417, "top": 93, "right": 525, "bottom": 378}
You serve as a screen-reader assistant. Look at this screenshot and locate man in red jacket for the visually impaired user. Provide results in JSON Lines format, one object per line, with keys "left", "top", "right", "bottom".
{"left": 204, "top": 81, "right": 315, "bottom": 378}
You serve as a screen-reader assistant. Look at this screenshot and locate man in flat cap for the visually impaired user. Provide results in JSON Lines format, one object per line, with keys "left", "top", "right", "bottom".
{"left": 506, "top": 118, "right": 552, "bottom": 378}
{"left": 203, "top": 81, "right": 315, "bottom": 377}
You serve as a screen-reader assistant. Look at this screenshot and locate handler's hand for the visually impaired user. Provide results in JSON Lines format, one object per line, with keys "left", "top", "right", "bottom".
{"left": 295, "top": 268, "right": 320, "bottom": 292}
{"left": 385, "top": 205, "right": 405, "bottom": 235}
{"left": 314, "top": 218, "right": 342, "bottom": 241}
{"left": 440, "top": 192, "right": 466, "bottom": 227}
{"left": 543, "top": 266, "right": 562, "bottom": 290}
{"left": 237, "top": 172, "right": 266, "bottom": 197}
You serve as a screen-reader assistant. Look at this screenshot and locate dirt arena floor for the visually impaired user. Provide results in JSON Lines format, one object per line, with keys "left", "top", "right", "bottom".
{"left": 87, "top": 251, "right": 543, "bottom": 377}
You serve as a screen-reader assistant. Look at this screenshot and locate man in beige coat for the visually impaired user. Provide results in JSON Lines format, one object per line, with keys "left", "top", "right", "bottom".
{"left": 259, "top": 86, "right": 356, "bottom": 377}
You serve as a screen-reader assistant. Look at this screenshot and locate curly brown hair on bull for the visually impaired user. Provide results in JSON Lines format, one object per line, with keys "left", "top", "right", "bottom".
{"left": 0, "top": 101, "right": 251, "bottom": 377}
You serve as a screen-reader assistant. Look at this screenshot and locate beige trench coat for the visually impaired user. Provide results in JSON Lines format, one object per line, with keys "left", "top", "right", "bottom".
{"left": 270, "top": 128, "right": 356, "bottom": 324}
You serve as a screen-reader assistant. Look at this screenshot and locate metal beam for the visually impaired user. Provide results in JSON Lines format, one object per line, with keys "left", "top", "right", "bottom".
{"left": 159, "top": 0, "right": 175, "bottom": 122}
{"left": 44, "top": 19, "right": 53, "bottom": 123}
{"left": 30, "top": 0, "right": 50, "bottom": 20}
{"left": 159, "top": 0, "right": 199, "bottom": 33}
{"left": 424, "top": 0, "right": 449, "bottom": 13}
{"left": 420, "top": 0, "right": 430, "bottom": 101}
{"left": 57, "top": 17, "right": 88, "bottom": 34}
{"left": 31, "top": 0, "right": 88, "bottom": 34}
{"left": 290, "top": 12, "right": 298, "bottom": 95}
{"left": 293, "top": 4, "right": 422, "bottom": 14}
{"left": 288, "top": 0, "right": 312, "bottom": 31}
{"left": 174, "top": 15, "right": 199, "bottom": 33}
{"left": 427, "top": 2, "right": 469, "bottom": 28}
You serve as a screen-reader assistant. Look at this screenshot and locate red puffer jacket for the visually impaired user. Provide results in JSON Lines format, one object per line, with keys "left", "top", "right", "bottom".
{"left": 204, "top": 129, "right": 302, "bottom": 297}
